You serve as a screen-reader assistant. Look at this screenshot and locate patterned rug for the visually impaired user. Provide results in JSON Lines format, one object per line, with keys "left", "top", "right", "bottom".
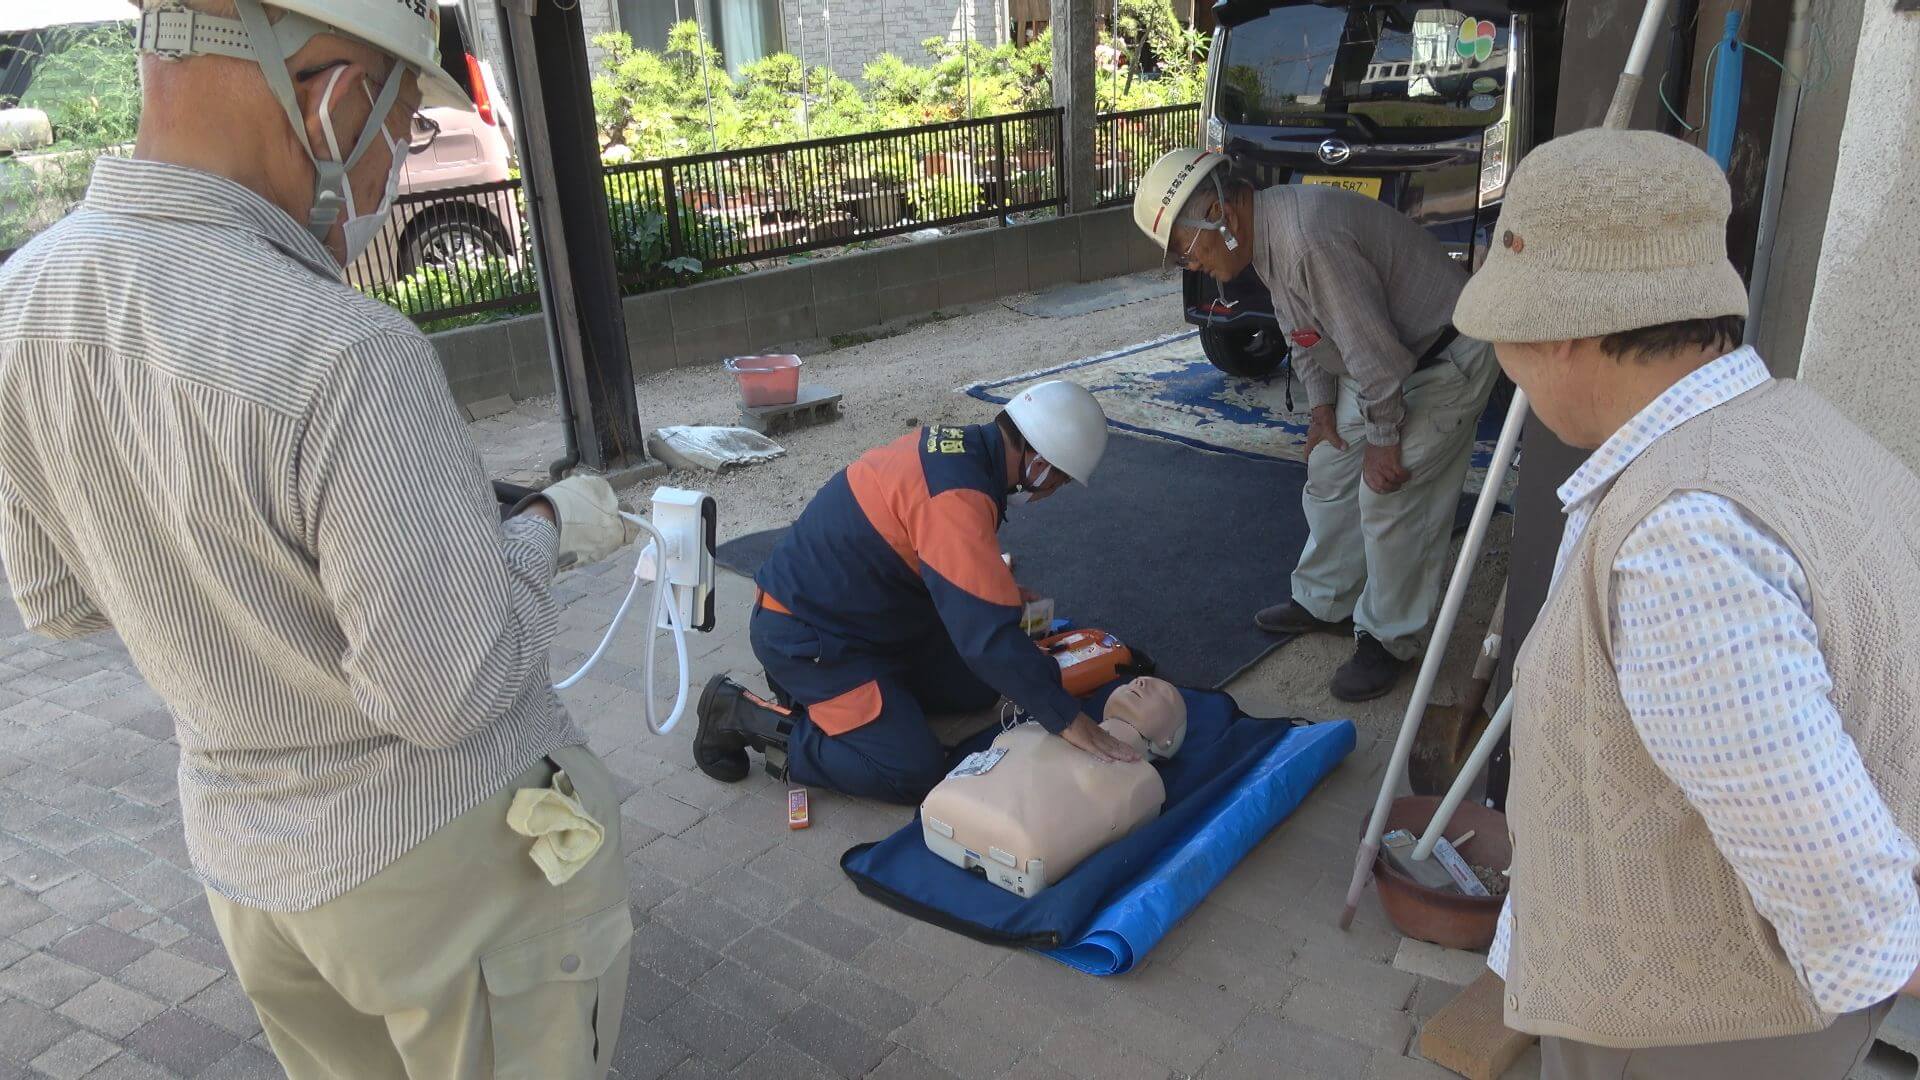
{"left": 963, "top": 330, "right": 1519, "bottom": 506}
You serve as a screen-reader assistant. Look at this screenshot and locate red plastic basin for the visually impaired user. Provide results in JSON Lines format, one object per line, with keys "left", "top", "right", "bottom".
{"left": 725, "top": 354, "right": 803, "bottom": 407}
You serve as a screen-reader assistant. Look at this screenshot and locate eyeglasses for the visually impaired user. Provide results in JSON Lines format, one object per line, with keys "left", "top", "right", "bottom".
{"left": 408, "top": 111, "right": 441, "bottom": 152}
{"left": 1174, "top": 225, "right": 1208, "bottom": 269}
{"left": 297, "top": 60, "right": 431, "bottom": 150}
{"left": 1171, "top": 200, "right": 1229, "bottom": 269}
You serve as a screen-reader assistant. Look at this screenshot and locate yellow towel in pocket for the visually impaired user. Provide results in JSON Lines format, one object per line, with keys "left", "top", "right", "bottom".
{"left": 505, "top": 769, "right": 606, "bottom": 886}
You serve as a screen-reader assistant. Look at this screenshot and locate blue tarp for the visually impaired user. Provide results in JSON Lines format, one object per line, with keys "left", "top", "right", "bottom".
{"left": 840, "top": 686, "right": 1355, "bottom": 975}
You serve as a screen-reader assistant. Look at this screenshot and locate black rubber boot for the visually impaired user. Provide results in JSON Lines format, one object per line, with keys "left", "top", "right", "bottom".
{"left": 1330, "top": 634, "right": 1410, "bottom": 703}
{"left": 693, "top": 675, "right": 792, "bottom": 783}
{"left": 1254, "top": 598, "right": 1351, "bottom": 636}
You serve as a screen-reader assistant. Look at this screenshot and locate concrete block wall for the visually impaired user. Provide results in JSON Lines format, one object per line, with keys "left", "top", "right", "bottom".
{"left": 467, "top": 0, "right": 620, "bottom": 77}
{"left": 426, "top": 207, "right": 1163, "bottom": 412}
{"left": 1797, "top": 0, "right": 1920, "bottom": 472}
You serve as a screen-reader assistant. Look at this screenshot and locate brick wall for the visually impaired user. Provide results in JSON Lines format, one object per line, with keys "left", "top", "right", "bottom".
{"left": 783, "top": 0, "right": 1008, "bottom": 83}
{"left": 468, "top": 0, "right": 621, "bottom": 73}
{"left": 472, "top": 0, "right": 1009, "bottom": 85}
{"left": 580, "top": 0, "right": 619, "bottom": 66}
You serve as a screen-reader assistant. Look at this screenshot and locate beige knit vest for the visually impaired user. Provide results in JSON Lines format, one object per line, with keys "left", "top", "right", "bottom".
{"left": 1506, "top": 380, "right": 1920, "bottom": 1048}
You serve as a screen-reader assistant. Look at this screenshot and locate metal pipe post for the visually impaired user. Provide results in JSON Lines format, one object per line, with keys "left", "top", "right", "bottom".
{"left": 493, "top": 0, "right": 579, "bottom": 478}
{"left": 1604, "top": 0, "right": 1676, "bottom": 127}
{"left": 1745, "top": 0, "right": 1814, "bottom": 345}
{"left": 1339, "top": 388, "right": 1528, "bottom": 928}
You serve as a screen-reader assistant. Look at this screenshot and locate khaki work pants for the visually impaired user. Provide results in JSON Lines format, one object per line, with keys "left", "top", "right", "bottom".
{"left": 1542, "top": 998, "right": 1893, "bottom": 1080}
{"left": 207, "top": 746, "right": 632, "bottom": 1080}
{"left": 1291, "top": 335, "right": 1502, "bottom": 660}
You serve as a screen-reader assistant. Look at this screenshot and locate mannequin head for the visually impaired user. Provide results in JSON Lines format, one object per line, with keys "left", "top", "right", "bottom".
{"left": 1101, "top": 677, "right": 1187, "bottom": 760}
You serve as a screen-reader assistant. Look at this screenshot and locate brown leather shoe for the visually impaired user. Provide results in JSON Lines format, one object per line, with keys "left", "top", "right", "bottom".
{"left": 1254, "top": 599, "right": 1350, "bottom": 636}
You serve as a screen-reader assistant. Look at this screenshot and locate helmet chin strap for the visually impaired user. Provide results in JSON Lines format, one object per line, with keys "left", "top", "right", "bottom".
{"left": 1211, "top": 170, "right": 1240, "bottom": 251}
{"left": 231, "top": 0, "right": 409, "bottom": 245}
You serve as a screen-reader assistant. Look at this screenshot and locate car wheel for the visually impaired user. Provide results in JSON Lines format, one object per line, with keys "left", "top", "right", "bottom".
{"left": 1199, "top": 324, "right": 1287, "bottom": 379}
{"left": 400, "top": 214, "right": 507, "bottom": 276}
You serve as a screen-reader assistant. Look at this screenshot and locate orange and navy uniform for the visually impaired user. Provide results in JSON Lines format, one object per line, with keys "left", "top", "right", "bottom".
{"left": 754, "top": 423, "right": 1080, "bottom": 736}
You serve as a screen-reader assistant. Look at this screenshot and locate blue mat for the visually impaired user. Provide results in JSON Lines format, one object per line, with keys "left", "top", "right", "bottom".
{"left": 716, "top": 433, "right": 1483, "bottom": 690}
{"left": 840, "top": 685, "right": 1356, "bottom": 975}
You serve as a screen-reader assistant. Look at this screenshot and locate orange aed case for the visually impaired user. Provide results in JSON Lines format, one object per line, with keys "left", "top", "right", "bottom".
{"left": 1034, "top": 629, "right": 1152, "bottom": 697}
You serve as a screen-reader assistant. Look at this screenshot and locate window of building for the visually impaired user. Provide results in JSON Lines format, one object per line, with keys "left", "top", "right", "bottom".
{"left": 616, "top": 0, "right": 682, "bottom": 53}
{"left": 710, "top": 0, "right": 783, "bottom": 77}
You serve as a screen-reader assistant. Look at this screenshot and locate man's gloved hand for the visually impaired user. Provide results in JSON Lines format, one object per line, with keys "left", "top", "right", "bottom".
{"left": 530, "top": 476, "right": 637, "bottom": 569}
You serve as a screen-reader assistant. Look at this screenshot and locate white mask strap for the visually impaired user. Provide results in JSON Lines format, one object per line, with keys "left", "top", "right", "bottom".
{"left": 1028, "top": 462, "right": 1051, "bottom": 491}
{"left": 235, "top": 0, "right": 408, "bottom": 242}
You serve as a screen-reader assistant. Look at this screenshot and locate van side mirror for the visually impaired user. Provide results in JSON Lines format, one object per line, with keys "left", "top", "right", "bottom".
{"left": 0, "top": 109, "right": 55, "bottom": 156}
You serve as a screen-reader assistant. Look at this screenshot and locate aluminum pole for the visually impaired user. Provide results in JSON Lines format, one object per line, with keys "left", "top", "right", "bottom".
{"left": 1338, "top": 0, "right": 1673, "bottom": 930}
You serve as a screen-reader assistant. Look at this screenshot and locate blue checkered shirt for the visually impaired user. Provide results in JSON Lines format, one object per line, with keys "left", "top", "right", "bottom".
{"left": 1488, "top": 347, "right": 1920, "bottom": 1014}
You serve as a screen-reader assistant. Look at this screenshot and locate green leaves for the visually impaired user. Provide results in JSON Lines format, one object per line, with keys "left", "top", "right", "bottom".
{"left": 592, "top": 19, "right": 1197, "bottom": 159}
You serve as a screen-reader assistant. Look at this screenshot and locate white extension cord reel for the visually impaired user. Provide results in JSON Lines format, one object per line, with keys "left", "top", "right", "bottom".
{"left": 553, "top": 487, "right": 717, "bottom": 736}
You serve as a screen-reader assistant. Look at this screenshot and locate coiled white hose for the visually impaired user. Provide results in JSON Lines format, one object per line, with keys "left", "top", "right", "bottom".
{"left": 553, "top": 512, "right": 691, "bottom": 735}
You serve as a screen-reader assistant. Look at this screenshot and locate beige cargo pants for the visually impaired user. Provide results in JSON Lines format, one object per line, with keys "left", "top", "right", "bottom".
{"left": 1291, "top": 335, "right": 1502, "bottom": 660}
{"left": 206, "top": 746, "right": 632, "bottom": 1080}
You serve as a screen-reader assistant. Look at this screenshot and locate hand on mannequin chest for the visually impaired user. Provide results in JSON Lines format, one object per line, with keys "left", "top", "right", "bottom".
{"left": 921, "top": 679, "right": 1190, "bottom": 897}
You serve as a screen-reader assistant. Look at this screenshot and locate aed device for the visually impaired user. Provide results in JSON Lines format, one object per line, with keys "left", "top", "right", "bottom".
{"left": 1034, "top": 629, "right": 1154, "bottom": 697}
{"left": 649, "top": 488, "right": 719, "bottom": 634}
{"left": 493, "top": 481, "right": 717, "bottom": 634}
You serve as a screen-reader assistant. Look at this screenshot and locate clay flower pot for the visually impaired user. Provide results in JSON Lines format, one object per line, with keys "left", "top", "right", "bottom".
{"left": 1367, "top": 795, "right": 1509, "bottom": 951}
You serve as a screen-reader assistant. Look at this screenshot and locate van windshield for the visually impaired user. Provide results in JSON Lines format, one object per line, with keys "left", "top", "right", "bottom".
{"left": 1218, "top": 4, "right": 1510, "bottom": 136}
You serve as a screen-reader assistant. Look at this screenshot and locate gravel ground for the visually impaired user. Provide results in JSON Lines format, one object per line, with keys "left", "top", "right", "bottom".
{"left": 478, "top": 270, "right": 1513, "bottom": 745}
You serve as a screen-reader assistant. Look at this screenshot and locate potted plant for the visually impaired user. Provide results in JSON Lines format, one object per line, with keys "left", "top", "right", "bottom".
{"left": 909, "top": 176, "right": 984, "bottom": 224}
{"left": 1006, "top": 168, "right": 1051, "bottom": 208}
{"left": 842, "top": 158, "right": 913, "bottom": 228}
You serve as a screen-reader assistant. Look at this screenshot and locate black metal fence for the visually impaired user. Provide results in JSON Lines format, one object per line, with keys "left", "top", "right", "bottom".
{"left": 340, "top": 178, "right": 536, "bottom": 325}
{"left": 1096, "top": 103, "right": 1204, "bottom": 208}
{"left": 332, "top": 103, "right": 1200, "bottom": 326}
{"left": 602, "top": 108, "right": 1064, "bottom": 287}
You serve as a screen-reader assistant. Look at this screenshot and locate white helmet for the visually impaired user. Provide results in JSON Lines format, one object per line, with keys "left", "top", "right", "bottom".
{"left": 1132, "top": 148, "right": 1231, "bottom": 253}
{"left": 134, "top": 0, "right": 469, "bottom": 244}
{"left": 1004, "top": 381, "right": 1109, "bottom": 487}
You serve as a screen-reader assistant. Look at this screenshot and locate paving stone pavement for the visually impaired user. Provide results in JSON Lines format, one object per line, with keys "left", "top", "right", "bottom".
{"left": 0, "top": 418, "right": 1541, "bottom": 1080}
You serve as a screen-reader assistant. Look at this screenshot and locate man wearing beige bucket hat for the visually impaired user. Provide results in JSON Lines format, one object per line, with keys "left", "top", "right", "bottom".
{"left": 1459, "top": 127, "right": 1920, "bottom": 1077}
{"left": 1132, "top": 149, "right": 1503, "bottom": 703}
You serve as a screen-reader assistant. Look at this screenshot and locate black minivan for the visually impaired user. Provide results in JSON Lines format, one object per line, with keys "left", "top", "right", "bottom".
{"left": 1187, "top": 0, "right": 1562, "bottom": 376}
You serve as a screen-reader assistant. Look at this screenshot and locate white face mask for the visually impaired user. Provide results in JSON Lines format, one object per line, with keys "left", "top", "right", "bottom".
{"left": 1012, "top": 460, "right": 1053, "bottom": 506}
{"left": 317, "top": 68, "right": 409, "bottom": 265}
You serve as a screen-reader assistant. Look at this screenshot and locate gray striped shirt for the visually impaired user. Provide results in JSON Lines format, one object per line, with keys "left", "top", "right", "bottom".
{"left": 0, "top": 157, "right": 582, "bottom": 911}
{"left": 1251, "top": 184, "right": 1467, "bottom": 446}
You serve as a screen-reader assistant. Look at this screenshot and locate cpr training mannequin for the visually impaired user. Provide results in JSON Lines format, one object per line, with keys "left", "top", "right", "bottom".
{"left": 921, "top": 678, "right": 1188, "bottom": 897}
